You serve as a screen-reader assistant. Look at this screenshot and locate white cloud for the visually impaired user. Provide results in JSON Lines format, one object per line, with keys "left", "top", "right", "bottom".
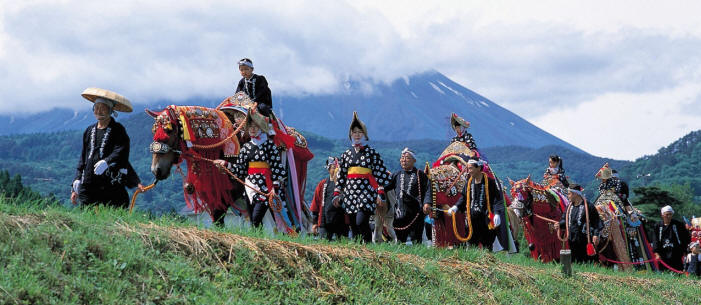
{"left": 532, "top": 83, "right": 701, "bottom": 160}
{"left": 2, "top": 0, "right": 701, "bottom": 160}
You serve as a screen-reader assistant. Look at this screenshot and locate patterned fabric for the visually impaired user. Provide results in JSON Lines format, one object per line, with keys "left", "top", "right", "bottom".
{"left": 336, "top": 145, "right": 388, "bottom": 214}
{"left": 451, "top": 132, "right": 477, "bottom": 150}
{"left": 176, "top": 105, "right": 239, "bottom": 157}
{"left": 230, "top": 138, "right": 286, "bottom": 205}
{"left": 386, "top": 168, "right": 429, "bottom": 219}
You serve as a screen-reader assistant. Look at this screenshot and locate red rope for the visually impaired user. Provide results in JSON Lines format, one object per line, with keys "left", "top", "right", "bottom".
{"left": 597, "top": 255, "right": 687, "bottom": 274}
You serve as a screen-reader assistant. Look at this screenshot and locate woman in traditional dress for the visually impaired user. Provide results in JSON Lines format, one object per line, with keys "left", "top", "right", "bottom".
{"left": 214, "top": 108, "right": 286, "bottom": 227}
{"left": 332, "top": 112, "right": 389, "bottom": 242}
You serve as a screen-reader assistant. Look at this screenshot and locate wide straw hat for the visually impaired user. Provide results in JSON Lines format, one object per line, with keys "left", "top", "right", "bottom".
{"left": 81, "top": 87, "right": 133, "bottom": 113}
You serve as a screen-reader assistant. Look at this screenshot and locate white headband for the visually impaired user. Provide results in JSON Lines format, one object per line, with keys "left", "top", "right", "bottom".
{"left": 690, "top": 241, "right": 700, "bottom": 250}
{"left": 401, "top": 147, "right": 416, "bottom": 160}
{"left": 238, "top": 60, "right": 254, "bottom": 69}
{"left": 661, "top": 205, "right": 674, "bottom": 214}
{"left": 568, "top": 188, "right": 584, "bottom": 199}
{"left": 94, "top": 97, "right": 115, "bottom": 109}
{"left": 467, "top": 159, "right": 483, "bottom": 166}
{"left": 93, "top": 97, "right": 116, "bottom": 116}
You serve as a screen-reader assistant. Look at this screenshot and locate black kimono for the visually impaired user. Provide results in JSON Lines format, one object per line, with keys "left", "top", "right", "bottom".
{"left": 543, "top": 168, "right": 570, "bottom": 188}
{"left": 451, "top": 133, "right": 477, "bottom": 150}
{"left": 229, "top": 136, "right": 286, "bottom": 227}
{"left": 335, "top": 145, "right": 389, "bottom": 242}
{"left": 310, "top": 178, "right": 348, "bottom": 240}
{"left": 653, "top": 219, "right": 691, "bottom": 272}
{"left": 598, "top": 177, "right": 630, "bottom": 208}
{"left": 560, "top": 201, "right": 603, "bottom": 263}
{"left": 385, "top": 167, "right": 430, "bottom": 243}
{"left": 456, "top": 176, "right": 500, "bottom": 247}
{"left": 684, "top": 253, "right": 701, "bottom": 276}
{"left": 74, "top": 119, "right": 139, "bottom": 207}
{"left": 236, "top": 74, "right": 272, "bottom": 115}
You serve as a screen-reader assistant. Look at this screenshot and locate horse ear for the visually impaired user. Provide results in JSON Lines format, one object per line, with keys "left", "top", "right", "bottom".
{"left": 145, "top": 109, "right": 159, "bottom": 118}
{"left": 526, "top": 174, "right": 531, "bottom": 182}
{"left": 508, "top": 178, "right": 515, "bottom": 186}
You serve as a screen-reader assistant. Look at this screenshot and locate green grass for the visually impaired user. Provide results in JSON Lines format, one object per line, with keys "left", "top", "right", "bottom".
{"left": 1, "top": 198, "right": 700, "bottom": 305}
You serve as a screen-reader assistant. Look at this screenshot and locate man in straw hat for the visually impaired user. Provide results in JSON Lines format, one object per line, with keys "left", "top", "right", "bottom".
{"left": 332, "top": 111, "right": 389, "bottom": 243}
{"left": 71, "top": 88, "right": 143, "bottom": 207}
{"left": 235, "top": 58, "right": 273, "bottom": 117}
{"left": 214, "top": 107, "right": 286, "bottom": 228}
{"left": 559, "top": 183, "right": 603, "bottom": 263}
{"left": 652, "top": 205, "right": 691, "bottom": 272}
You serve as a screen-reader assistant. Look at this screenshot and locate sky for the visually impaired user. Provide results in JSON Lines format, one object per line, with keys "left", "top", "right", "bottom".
{"left": 1, "top": 0, "right": 701, "bottom": 160}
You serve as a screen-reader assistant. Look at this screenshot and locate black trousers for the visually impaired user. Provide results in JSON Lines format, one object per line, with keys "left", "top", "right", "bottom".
{"left": 349, "top": 210, "right": 372, "bottom": 242}
{"left": 394, "top": 211, "right": 422, "bottom": 243}
{"left": 249, "top": 201, "right": 271, "bottom": 228}
{"left": 79, "top": 183, "right": 129, "bottom": 208}
{"left": 569, "top": 240, "right": 595, "bottom": 263}
{"left": 467, "top": 213, "right": 496, "bottom": 248}
{"left": 322, "top": 220, "right": 350, "bottom": 241}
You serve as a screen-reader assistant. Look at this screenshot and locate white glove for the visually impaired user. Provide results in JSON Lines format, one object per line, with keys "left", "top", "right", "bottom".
{"left": 72, "top": 179, "right": 81, "bottom": 193}
{"left": 94, "top": 160, "right": 108, "bottom": 175}
{"left": 447, "top": 205, "right": 458, "bottom": 215}
{"left": 493, "top": 214, "right": 501, "bottom": 227}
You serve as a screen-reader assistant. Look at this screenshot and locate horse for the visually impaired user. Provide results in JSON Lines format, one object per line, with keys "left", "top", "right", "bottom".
{"left": 147, "top": 94, "right": 314, "bottom": 233}
{"left": 147, "top": 104, "right": 247, "bottom": 226}
{"left": 426, "top": 141, "right": 516, "bottom": 250}
{"left": 591, "top": 190, "right": 657, "bottom": 271}
{"left": 509, "top": 176, "right": 568, "bottom": 262}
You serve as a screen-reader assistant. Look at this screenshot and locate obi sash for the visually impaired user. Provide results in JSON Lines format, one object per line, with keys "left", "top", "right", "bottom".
{"left": 248, "top": 161, "right": 273, "bottom": 190}
{"left": 347, "top": 166, "right": 380, "bottom": 191}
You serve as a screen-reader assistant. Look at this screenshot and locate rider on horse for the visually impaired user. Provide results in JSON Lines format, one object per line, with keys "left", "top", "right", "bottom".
{"left": 236, "top": 58, "right": 273, "bottom": 117}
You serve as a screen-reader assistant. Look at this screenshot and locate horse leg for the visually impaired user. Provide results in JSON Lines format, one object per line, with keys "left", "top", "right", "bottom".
{"left": 384, "top": 214, "right": 397, "bottom": 244}
{"left": 211, "top": 207, "right": 228, "bottom": 227}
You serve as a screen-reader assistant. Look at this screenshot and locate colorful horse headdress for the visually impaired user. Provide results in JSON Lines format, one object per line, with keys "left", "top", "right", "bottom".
{"left": 219, "top": 92, "right": 255, "bottom": 114}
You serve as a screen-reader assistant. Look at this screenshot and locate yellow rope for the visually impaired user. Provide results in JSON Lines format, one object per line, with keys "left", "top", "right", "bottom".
{"left": 129, "top": 183, "right": 157, "bottom": 214}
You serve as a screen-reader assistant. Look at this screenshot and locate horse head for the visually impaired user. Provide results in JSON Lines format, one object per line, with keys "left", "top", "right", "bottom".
{"left": 147, "top": 106, "right": 181, "bottom": 180}
{"left": 509, "top": 175, "right": 536, "bottom": 218}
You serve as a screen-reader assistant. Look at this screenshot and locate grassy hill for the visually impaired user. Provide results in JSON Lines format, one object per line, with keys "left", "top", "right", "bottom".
{"left": 622, "top": 130, "right": 701, "bottom": 199}
{"left": 1, "top": 199, "right": 699, "bottom": 304}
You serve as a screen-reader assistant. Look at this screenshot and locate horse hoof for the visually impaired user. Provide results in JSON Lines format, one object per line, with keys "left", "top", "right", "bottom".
{"left": 528, "top": 243, "right": 536, "bottom": 251}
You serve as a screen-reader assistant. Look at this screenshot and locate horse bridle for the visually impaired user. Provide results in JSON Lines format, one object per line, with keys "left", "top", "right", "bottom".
{"left": 150, "top": 107, "right": 183, "bottom": 158}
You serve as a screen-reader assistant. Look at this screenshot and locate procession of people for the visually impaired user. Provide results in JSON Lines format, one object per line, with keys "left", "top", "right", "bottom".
{"left": 68, "top": 57, "right": 700, "bottom": 277}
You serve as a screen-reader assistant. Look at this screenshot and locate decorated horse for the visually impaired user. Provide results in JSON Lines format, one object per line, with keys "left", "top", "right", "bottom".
{"left": 144, "top": 92, "right": 313, "bottom": 233}
{"left": 509, "top": 176, "right": 568, "bottom": 262}
{"left": 591, "top": 189, "right": 656, "bottom": 271}
{"left": 587, "top": 163, "right": 656, "bottom": 271}
{"left": 426, "top": 140, "right": 516, "bottom": 250}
